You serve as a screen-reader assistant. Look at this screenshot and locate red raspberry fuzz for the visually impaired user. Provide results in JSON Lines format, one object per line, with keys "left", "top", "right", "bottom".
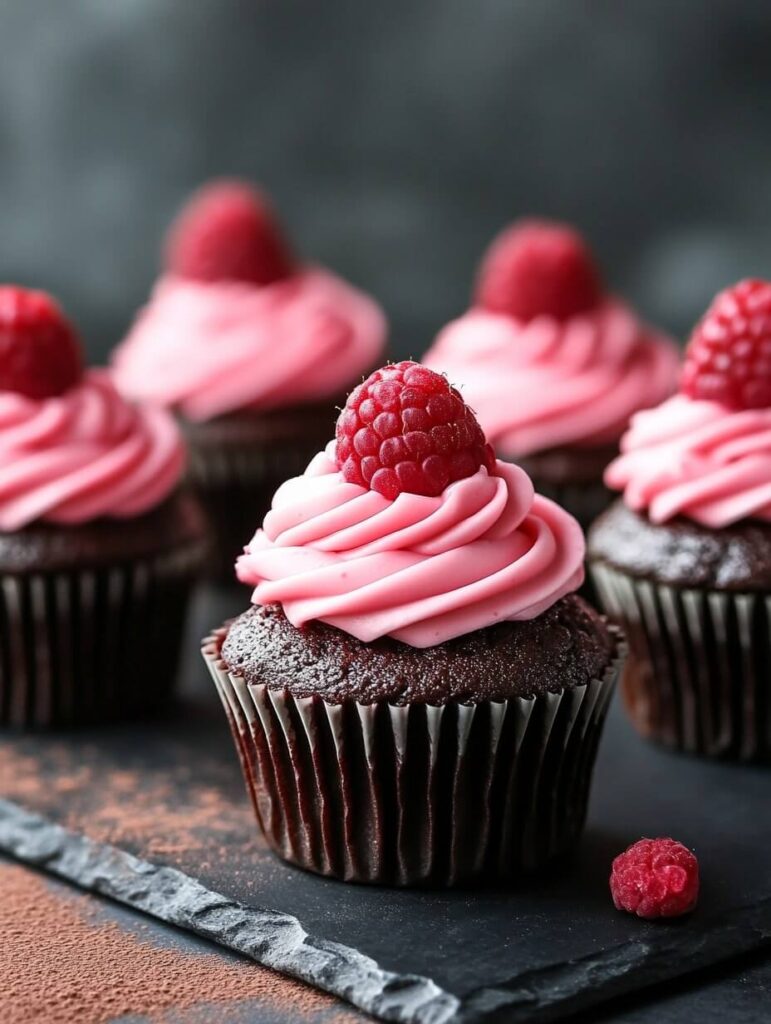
{"left": 475, "top": 219, "right": 602, "bottom": 322}
{"left": 610, "top": 838, "right": 699, "bottom": 920}
{"left": 335, "top": 361, "right": 496, "bottom": 500}
{"left": 164, "top": 180, "right": 295, "bottom": 287}
{"left": 0, "top": 287, "right": 83, "bottom": 399}
{"left": 682, "top": 279, "right": 771, "bottom": 410}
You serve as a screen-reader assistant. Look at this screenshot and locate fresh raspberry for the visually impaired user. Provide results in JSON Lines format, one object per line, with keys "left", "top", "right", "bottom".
{"left": 610, "top": 838, "right": 699, "bottom": 920}
{"left": 682, "top": 279, "right": 771, "bottom": 409}
{"left": 475, "top": 218, "right": 602, "bottom": 322}
{"left": 0, "top": 287, "right": 83, "bottom": 399}
{"left": 164, "top": 180, "right": 295, "bottom": 286}
{"left": 335, "top": 361, "right": 496, "bottom": 500}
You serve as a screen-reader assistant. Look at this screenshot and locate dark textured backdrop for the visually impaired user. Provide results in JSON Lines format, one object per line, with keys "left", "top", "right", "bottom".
{"left": 1, "top": 1, "right": 771, "bottom": 361}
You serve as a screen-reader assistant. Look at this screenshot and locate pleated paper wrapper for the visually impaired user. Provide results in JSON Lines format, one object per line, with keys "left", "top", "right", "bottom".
{"left": 186, "top": 437, "right": 322, "bottom": 583}
{"left": 0, "top": 542, "right": 202, "bottom": 729}
{"left": 203, "top": 624, "right": 623, "bottom": 886}
{"left": 527, "top": 476, "right": 613, "bottom": 535}
{"left": 592, "top": 561, "right": 771, "bottom": 761}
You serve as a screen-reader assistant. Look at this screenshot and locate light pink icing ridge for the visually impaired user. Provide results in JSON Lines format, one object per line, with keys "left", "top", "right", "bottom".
{"left": 423, "top": 300, "right": 679, "bottom": 456}
{"left": 0, "top": 370, "right": 185, "bottom": 531}
{"left": 236, "top": 441, "right": 585, "bottom": 647}
{"left": 113, "top": 269, "right": 386, "bottom": 421}
{"left": 605, "top": 394, "right": 771, "bottom": 527}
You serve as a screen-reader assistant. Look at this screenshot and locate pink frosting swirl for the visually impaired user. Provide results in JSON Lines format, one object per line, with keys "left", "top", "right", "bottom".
{"left": 423, "top": 300, "right": 678, "bottom": 456}
{"left": 113, "top": 269, "right": 386, "bottom": 421}
{"left": 0, "top": 370, "right": 185, "bottom": 531}
{"left": 605, "top": 394, "right": 771, "bottom": 527}
{"left": 236, "top": 442, "right": 584, "bottom": 647}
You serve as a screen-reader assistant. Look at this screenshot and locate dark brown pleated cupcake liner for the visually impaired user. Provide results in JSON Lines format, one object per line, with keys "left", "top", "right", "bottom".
{"left": 524, "top": 476, "right": 613, "bottom": 535}
{"left": 591, "top": 562, "right": 771, "bottom": 761}
{"left": 0, "top": 543, "right": 202, "bottom": 730}
{"left": 187, "top": 441, "right": 321, "bottom": 583}
{"left": 526, "top": 476, "right": 613, "bottom": 605}
{"left": 202, "top": 624, "right": 623, "bottom": 887}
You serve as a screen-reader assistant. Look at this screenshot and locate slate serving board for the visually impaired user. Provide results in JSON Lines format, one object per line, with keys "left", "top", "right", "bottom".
{"left": 1, "top": 587, "right": 770, "bottom": 1022}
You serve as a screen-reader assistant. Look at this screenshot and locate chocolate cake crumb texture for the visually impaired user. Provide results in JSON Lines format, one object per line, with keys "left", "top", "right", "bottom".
{"left": 589, "top": 500, "right": 771, "bottom": 591}
{"left": 221, "top": 595, "right": 613, "bottom": 705}
{"left": 0, "top": 490, "right": 205, "bottom": 575}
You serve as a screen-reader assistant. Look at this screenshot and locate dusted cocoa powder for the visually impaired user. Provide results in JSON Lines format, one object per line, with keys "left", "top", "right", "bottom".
{"left": 0, "top": 738, "right": 274, "bottom": 882}
{"left": 0, "top": 862, "right": 361, "bottom": 1024}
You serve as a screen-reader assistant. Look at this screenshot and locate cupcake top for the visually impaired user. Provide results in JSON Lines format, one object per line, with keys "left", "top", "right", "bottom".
{"left": 605, "top": 279, "right": 771, "bottom": 528}
{"left": 112, "top": 181, "right": 386, "bottom": 422}
{"left": 236, "top": 361, "right": 585, "bottom": 648}
{"left": 423, "top": 219, "right": 678, "bottom": 457}
{"left": 222, "top": 596, "right": 613, "bottom": 704}
{"left": 0, "top": 287, "right": 185, "bottom": 532}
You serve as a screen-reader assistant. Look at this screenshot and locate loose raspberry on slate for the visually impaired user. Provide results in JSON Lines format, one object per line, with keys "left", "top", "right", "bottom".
{"left": 475, "top": 218, "right": 602, "bottom": 322}
{"left": 610, "top": 838, "right": 699, "bottom": 920}
{"left": 335, "top": 361, "right": 496, "bottom": 500}
{"left": 164, "top": 180, "right": 295, "bottom": 286}
{"left": 682, "top": 279, "right": 771, "bottom": 410}
{"left": 0, "top": 287, "right": 83, "bottom": 399}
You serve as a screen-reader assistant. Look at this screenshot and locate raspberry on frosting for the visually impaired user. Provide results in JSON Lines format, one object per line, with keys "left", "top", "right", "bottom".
{"left": 0, "top": 289, "right": 186, "bottom": 531}
{"left": 237, "top": 442, "right": 586, "bottom": 646}
{"left": 682, "top": 279, "right": 771, "bottom": 410}
{"left": 0, "top": 286, "right": 83, "bottom": 399}
{"left": 164, "top": 180, "right": 295, "bottom": 286}
{"left": 610, "top": 838, "right": 699, "bottom": 919}
{"left": 475, "top": 219, "right": 602, "bottom": 322}
{"left": 335, "top": 361, "right": 496, "bottom": 500}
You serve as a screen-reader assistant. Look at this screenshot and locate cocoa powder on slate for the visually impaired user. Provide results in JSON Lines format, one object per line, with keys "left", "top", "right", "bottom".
{"left": 0, "top": 741, "right": 277, "bottom": 882}
{"left": 0, "top": 862, "right": 360, "bottom": 1024}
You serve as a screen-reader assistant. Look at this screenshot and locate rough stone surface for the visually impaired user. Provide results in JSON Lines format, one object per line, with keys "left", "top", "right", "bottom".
{"left": 0, "top": 799, "right": 458, "bottom": 1024}
{"left": 2, "top": 798, "right": 771, "bottom": 1023}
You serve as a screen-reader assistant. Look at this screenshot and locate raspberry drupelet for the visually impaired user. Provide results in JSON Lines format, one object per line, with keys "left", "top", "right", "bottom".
{"left": 610, "top": 838, "right": 699, "bottom": 919}
{"left": 0, "top": 286, "right": 83, "bottom": 399}
{"left": 474, "top": 218, "right": 602, "bottom": 322}
{"left": 682, "top": 278, "right": 771, "bottom": 410}
{"left": 335, "top": 361, "right": 496, "bottom": 500}
{"left": 164, "top": 180, "right": 295, "bottom": 286}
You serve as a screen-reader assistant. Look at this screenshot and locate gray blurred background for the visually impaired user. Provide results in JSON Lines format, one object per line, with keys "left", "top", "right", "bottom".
{"left": 1, "top": 0, "right": 771, "bottom": 362}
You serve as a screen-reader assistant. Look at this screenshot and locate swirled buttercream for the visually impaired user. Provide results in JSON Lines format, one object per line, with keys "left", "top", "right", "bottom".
{"left": 236, "top": 442, "right": 585, "bottom": 647}
{"left": 605, "top": 394, "right": 771, "bottom": 527}
{"left": 0, "top": 370, "right": 185, "bottom": 530}
{"left": 423, "top": 301, "right": 678, "bottom": 456}
{"left": 113, "top": 269, "right": 386, "bottom": 421}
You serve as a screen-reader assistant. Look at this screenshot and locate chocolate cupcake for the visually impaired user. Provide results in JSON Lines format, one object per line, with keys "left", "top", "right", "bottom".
{"left": 589, "top": 279, "right": 771, "bottom": 761}
{"left": 423, "top": 219, "right": 678, "bottom": 531}
{"left": 112, "top": 180, "right": 386, "bottom": 580}
{"left": 203, "top": 361, "right": 623, "bottom": 886}
{"left": 0, "top": 287, "right": 205, "bottom": 728}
